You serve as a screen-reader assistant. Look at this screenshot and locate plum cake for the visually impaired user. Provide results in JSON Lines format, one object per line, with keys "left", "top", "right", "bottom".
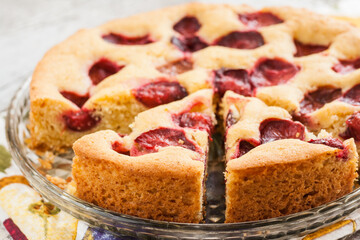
{"left": 28, "top": 3, "right": 360, "bottom": 223}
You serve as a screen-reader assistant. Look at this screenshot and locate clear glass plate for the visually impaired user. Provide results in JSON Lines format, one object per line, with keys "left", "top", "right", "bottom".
{"left": 6, "top": 77, "right": 360, "bottom": 239}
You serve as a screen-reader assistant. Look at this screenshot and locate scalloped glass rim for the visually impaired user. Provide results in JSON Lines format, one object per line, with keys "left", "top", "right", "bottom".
{"left": 5, "top": 77, "right": 360, "bottom": 238}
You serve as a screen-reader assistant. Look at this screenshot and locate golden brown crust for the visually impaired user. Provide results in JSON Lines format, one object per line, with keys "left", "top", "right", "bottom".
{"left": 225, "top": 139, "right": 358, "bottom": 223}
{"left": 73, "top": 130, "right": 203, "bottom": 181}
{"left": 227, "top": 139, "right": 339, "bottom": 171}
{"left": 73, "top": 130, "right": 205, "bottom": 223}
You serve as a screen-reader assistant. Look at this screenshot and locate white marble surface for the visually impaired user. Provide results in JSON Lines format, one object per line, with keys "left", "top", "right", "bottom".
{"left": 1, "top": 0, "right": 360, "bottom": 111}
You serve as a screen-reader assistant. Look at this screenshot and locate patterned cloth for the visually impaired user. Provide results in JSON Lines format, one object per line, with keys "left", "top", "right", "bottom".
{"left": 0, "top": 112, "right": 126, "bottom": 240}
{"left": 0, "top": 180, "right": 128, "bottom": 240}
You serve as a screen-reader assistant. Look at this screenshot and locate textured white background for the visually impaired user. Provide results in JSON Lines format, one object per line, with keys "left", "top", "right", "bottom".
{"left": 1, "top": 0, "right": 360, "bottom": 111}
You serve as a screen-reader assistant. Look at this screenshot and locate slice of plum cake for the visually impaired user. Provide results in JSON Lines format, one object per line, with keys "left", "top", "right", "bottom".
{"left": 221, "top": 91, "right": 358, "bottom": 222}
{"left": 72, "top": 89, "right": 215, "bottom": 223}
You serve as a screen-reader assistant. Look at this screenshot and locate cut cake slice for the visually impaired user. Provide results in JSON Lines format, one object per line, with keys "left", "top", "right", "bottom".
{"left": 72, "top": 89, "right": 215, "bottom": 223}
{"left": 222, "top": 91, "right": 358, "bottom": 222}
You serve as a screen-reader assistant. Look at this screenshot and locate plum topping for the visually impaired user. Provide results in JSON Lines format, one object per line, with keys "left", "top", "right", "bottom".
{"left": 63, "top": 110, "right": 100, "bottom": 132}
{"left": 340, "top": 112, "right": 360, "bottom": 141}
{"left": 102, "top": 33, "right": 153, "bottom": 45}
{"left": 226, "top": 110, "right": 237, "bottom": 128}
{"left": 89, "top": 58, "right": 123, "bottom": 85}
{"left": 309, "top": 138, "right": 348, "bottom": 160}
{"left": 251, "top": 58, "right": 299, "bottom": 87}
{"left": 238, "top": 140, "right": 256, "bottom": 157}
{"left": 333, "top": 58, "right": 360, "bottom": 74}
{"left": 156, "top": 58, "right": 193, "bottom": 76}
{"left": 172, "top": 112, "right": 213, "bottom": 134}
{"left": 260, "top": 118, "right": 305, "bottom": 144}
{"left": 232, "top": 139, "right": 260, "bottom": 159}
{"left": 62, "top": 58, "right": 121, "bottom": 130}
{"left": 214, "top": 69, "right": 252, "bottom": 97}
{"left": 215, "top": 31, "right": 264, "bottom": 50}
{"left": 239, "top": 12, "right": 283, "bottom": 28}
{"left": 308, "top": 138, "right": 344, "bottom": 149}
{"left": 131, "top": 128, "right": 197, "bottom": 156}
{"left": 173, "top": 16, "right": 201, "bottom": 37}
{"left": 341, "top": 84, "right": 360, "bottom": 106}
{"left": 60, "top": 91, "right": 89, "bottom": 108}
{"left": 213, "top": 58, "right": 298, "bottom": 95}
{"left": 112, "top": 141, "right": 130, "bottom": 155}
{"left": 171, "top": 36, "right": 208, "bottom": 52}
{"left": 171, "top": 15, "right": 208, "bottom": 52}
{"left": 134, "top": 80, "right": 188, "bottom": 108}
{"left": 294, "top": 40, "right": 328, "bottom": 57}
{"left": 299, "top": 86, "right": 342, "bottom": 114}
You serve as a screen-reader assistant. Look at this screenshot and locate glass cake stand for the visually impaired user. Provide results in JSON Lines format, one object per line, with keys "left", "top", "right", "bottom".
{"left": 6, "top": 78, "right": 360, "bottom": 239}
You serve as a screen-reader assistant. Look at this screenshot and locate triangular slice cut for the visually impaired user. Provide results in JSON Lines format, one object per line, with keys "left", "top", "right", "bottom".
{"left": 72, "top": 89, "right": 215, "bottom": 223}
{"left": 221, "top": 91, "right": 358, "bottom": 223}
